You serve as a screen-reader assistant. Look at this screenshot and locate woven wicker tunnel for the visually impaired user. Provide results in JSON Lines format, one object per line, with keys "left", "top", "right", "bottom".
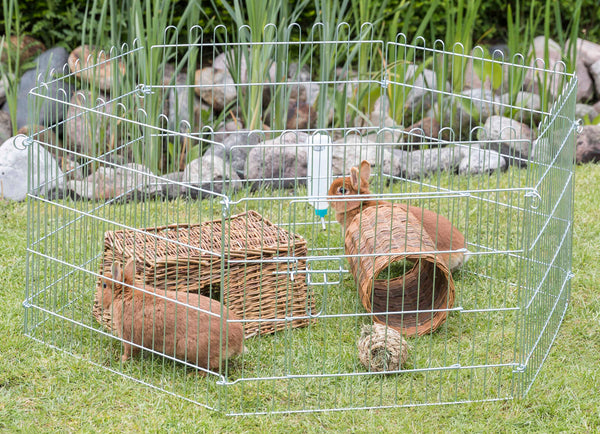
{"left": 345, "top": 205, "right": 455, "bottom": 337}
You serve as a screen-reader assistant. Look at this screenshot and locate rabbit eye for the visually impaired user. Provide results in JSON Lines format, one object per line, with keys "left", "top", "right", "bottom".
{"left": 338, "top": 187, "right": 347, "bottom": 194}
{"left": 102, "top": 283, "right": 107, "bottom": 289}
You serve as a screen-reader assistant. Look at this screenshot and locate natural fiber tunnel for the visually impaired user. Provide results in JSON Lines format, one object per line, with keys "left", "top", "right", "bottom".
{"left": 345, "top": 205, "right": 455, "bottom": 337}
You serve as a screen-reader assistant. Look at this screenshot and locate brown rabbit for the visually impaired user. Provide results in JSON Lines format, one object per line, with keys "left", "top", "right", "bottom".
{"left": 328, "top": 160, "right": 469, "bottom": 271}
{"left": 99, "top": 260, "right": 244, "bottom": 370}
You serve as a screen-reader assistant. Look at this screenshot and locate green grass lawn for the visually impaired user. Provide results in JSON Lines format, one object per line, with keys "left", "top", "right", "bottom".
{"left": 1, "top": 163, "right": 599, "bottom": 432}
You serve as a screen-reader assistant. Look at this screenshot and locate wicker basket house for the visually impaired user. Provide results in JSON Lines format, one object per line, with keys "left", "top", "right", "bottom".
{"left": 93, "top": 210, "right": 313, "bottom": 337}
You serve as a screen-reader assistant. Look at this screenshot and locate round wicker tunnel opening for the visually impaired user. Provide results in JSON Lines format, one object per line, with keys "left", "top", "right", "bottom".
{"left": 345, "top": 205, "right": 455, "bottom": 337}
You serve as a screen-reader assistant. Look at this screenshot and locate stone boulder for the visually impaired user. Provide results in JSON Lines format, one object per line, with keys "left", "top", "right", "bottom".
{"left": 331, "top": 134, "right": 380, "bottom": 176}
{"left": 182, "top": 153, "right": 242, "bottom": 197}
{"left": 246, "top": 131, "right": 309, "bottom": 188}
{"left": 0, "top": 35, "right": 45, "bottom": 64}
{"left": 167, "top": 72, "right": 208, "bottom": 131}
{"left": 572, "top": 38, "right": 600, "bottom": 67}
{"left": 204, "top": 131, "right": 263, "bottom": 178}
{"left": 67, "top": 163, "right": 159, "bottom": 201}
{"left": 458, "top": 144, "right": 507, "bottom": 175}
{"left": 575, "top": 104, "right": 598, "bottom": 123}
{"left": 0, "top": 111, "right": 12, "bottom": 144}
{"left": 0, "top": 135, "right": 63, "bottom": 201}
{"left": 500, "top": 91, "right": 542, "bottom": 126}
{"left": 0, "top": 73, "right": 10, "bottom": 106}
{"left": 1, "top": 47, "right": 71, "bottom": 129}
{"left": 62, "top": 90, "right": 118, "bottom": 156}
{"left": 212, "top": 49, "right": 277, "bottom": 84}
{"left": 194, "top": 67, "right": 238, "bottom": 112}
{"left": 400, "top": 146, "right": 463, "bottom": 180}
{"left": 479, "top": 115, "right": 534, "bottom": 165}
{"left": 575, "top": 124, "right": 600, "bottom": 164}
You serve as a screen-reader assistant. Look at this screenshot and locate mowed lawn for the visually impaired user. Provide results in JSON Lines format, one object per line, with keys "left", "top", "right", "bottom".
{"left": 1, "top": 163, "right": 599, "bottom": 432}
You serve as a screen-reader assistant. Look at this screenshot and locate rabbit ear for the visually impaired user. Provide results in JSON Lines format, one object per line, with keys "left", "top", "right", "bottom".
{"left": 350, "top": 167, "right": 360, "bottom": 191}
{"left": 111, "top": 263, "right": 122, "bottom": 282}
{"left": 123, "top": 260, "right": 135, "bottom": 286}
{"left": 359, "top": 161, "right": 371, "bottom": 184}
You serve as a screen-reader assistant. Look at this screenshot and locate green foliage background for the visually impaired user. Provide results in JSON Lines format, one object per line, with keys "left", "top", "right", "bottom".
{"left": 1, "top": 0, "right": 599, "bottom": 50}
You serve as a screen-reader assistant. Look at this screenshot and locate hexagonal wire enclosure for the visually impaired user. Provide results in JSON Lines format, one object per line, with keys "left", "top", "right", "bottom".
{"left": 24, "top": 23, "right": 576, "bottom": 414}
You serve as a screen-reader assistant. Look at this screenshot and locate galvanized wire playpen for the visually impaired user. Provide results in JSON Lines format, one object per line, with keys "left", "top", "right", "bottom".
{"left": 24, "top": 24, "right": 576, "bottom": 414}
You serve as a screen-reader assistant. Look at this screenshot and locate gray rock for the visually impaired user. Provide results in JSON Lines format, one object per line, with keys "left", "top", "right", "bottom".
{"left": 573, "top": 38, "right": 600, "bottom": 67}
{"left": 0, "top": 135, "right": 63, "bottom": 201}
{"left": 575, "top": 124, "right": 600, "bottom": 164}
{"left": 369, "top": 95, "right": 391, "bottom": 126}
{"left": 246, "top": 131, "right": 309, "bottom": 188}
{"left": 400, "top": 146, "right": 463, "bottom": 179}
{"left": 210, "top": 119, "right": 244, "bottom": 144}
{"left": 478, "top": 115, "right": 534, "bottom": 165}
{"left": 331, "top": 134, "right": 381, "bottom": 176}
{"left": 212, "top": 49, "right": 277, "bottom": 84}
{"left": 288, "top": 62, "right": 320, "bottom": 107}
{"left": 167, "top": 72, "right": 207, "bottom": 131}
{"left": 500, "top": 91, "right": 542, "bottom": 126}
{"left": 160, "top": 171, "right": 186, "bottom": 200}
{"left": 588, "top": 59, "right": 600, "bottom": 98}
{"left": 66, "top": 163, "right": 159, "bottom": 201}
{"left": 462, "top": 45, "right": 509, "bottom": 93}
{"left": 63, "top": 90, "right": 117, "bottom": 156}
{"left": 461, "top": 88, "right": 502, "bottom": 122}
{"left": 379, "top": 67, "right": 448, "bottom": 126}
{"left": 194, "top": 67, "right": 238, "bottom": 112}
{"left": 1, "top": 46, "right": 71, "bottom": 129}
{"left": 575, "top": 103, "right": 599, "bottom": 123}
{"left": 458, "top": 144, "right": 507, "bottom": 174}
{"left": 205, "top": 131, "right": 262, "bottom": 178}
{"left": 462, "top": 52, "right": 487, "bottom": 92}
{"left": 0, "top": 73, "right": 9, "bottom": 106}
{"left": 371, "top": 122, "right": 404, "bottom": 145}
{"left": 524, "top": 37, "right": 566, "bottom": 98}
{"left": 403, "top": 65, "right": 449, "bottom": 117}
{"left": 287, "top": 62, "right": 311, "bottom": 82}
{"left": 369, "top": 101, "right": 402, "bottom": 142}
{"left": 0, "top": 110, "right": 12, "bottom": 143}
{"left": 575, "top": 57, "right": 594, "bottom": 102}
{"left": 182, "top": 153, "right": 242, "bottom": 197}
{"left": 381, "top": 148, "right": 408, "bottom": 177}
{"left": 438, "top": 88, "right": 501, "bottom": 133}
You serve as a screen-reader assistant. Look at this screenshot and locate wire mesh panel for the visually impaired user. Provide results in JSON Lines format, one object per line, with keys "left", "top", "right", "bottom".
{"left": 24, "top": 24, "right": 576, "bottom": 414}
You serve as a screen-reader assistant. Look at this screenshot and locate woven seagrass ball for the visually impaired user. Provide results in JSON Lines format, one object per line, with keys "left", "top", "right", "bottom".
{"left": 357, "top": 323, "right": 409, "bottom": 372}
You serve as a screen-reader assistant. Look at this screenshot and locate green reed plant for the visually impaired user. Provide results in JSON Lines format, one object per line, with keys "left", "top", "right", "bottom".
{"left": 312, "top": 0, "right": 350, "bottom": 130}
{"left": 426, "top": 0, "right": 479, "bottom": 128}
{"left": 544, "top": 0, "right": 582, "bottom": 74}
{"left": 443, "top": 0, "right": 483, "bottom": 93}
{"left": 348, "top": 0, "right": 400, "bottom": 120}
{"left": 128, "top": 0, "right": 202, "bottom": 174}
{"left": 79, "top": 0, "right": 202, "bottom": 175}
{"left": 534, "top": 0, "right": 582, "bottom": 116}
{"left": 384, "top": 0, "right": 440, "bottom": 126}
{"left": 506, "top": 1, "right": 539, "bottom": 79}
{"left": 1, "top": 0, "right": 23, "bottom": 135}
{"left": 213, "top": 0, "right": 309, "bottom": 132}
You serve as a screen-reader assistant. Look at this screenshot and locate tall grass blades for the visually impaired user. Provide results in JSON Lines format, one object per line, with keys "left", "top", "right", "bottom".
{"left": 1, "top": 0, "right": 23, "bottom": 135}
{"left": 213, "top": 0, "right": 310, "bottom": 132}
